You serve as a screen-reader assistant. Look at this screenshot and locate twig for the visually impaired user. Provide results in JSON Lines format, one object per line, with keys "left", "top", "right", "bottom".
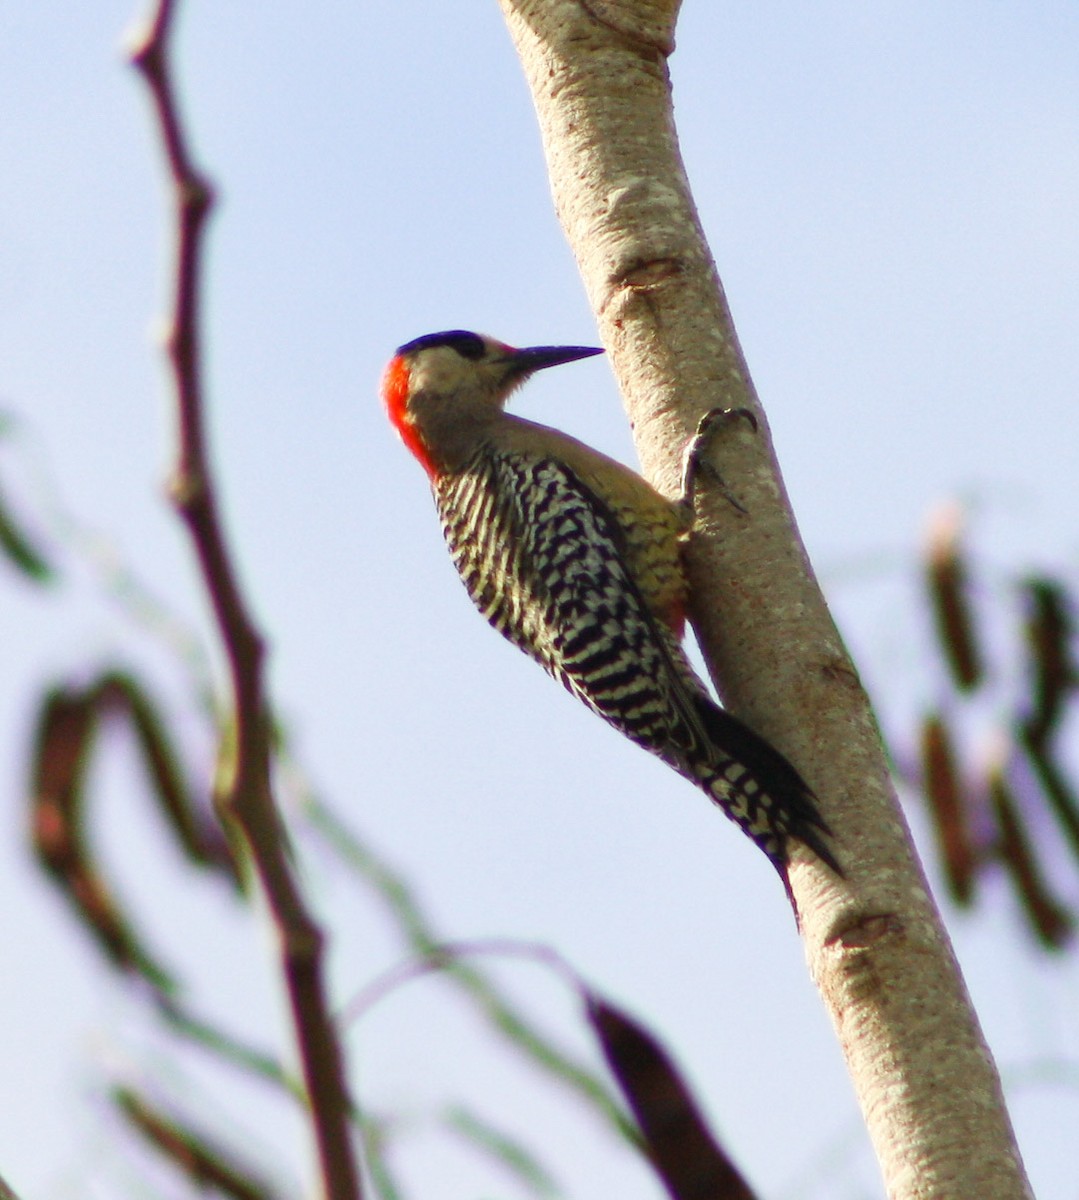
{"left": 304, "top": 797, "right": 642, "bottom": 1150}
{"left": 156, "top": 997, "right": 306, "bottom": 1103}
{"left": 127, "top": 4, "right": 362, "bottom": 1196}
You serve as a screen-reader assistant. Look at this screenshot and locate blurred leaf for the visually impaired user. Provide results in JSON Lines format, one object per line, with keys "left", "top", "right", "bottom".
{"left": 924, "top": 503, "right": 983, "bottom": 692}
{"left": 99, "top": 670, "right": 243, "bottom": 889}
{"left": 1019, "top": 577, "right": 1076, "bottom": 748}
{"left": 444, "top": 1105, "right": 562, "bottom": 1197}
{"left": 29, "top": 688, "right": 95, "bottom": 832}
{"left": 28, "top": 683, "right": 176, "bottom": 992}
{"left": 1012, "top": 578, "right": 1079, "bottom": 865}
{"left": 586, "top": 993, "right": 758, "bottom": 1200}
{"left": 0, "top": 477, "right": 53, "bottom": 584}
{"left": 112, "top": 1087, "right": 283, "bottom": 1200}
{"left": 988, "top": 762, "right": 1074, "bottom": 950}
{"left": 919, "top": 712, "right": 977, "bottom": 904}
{"left": 1016, "top": 728, "right": 1079, "bottom": 865}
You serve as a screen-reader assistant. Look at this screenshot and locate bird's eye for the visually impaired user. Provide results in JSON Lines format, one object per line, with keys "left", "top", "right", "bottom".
{"left": 445, "top": 333, "right": 486, "bottom": 360}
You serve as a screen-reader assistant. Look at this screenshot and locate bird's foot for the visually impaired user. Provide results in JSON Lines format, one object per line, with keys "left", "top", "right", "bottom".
{"left": 680, "top": 406, "right": 758, "bottom": 517}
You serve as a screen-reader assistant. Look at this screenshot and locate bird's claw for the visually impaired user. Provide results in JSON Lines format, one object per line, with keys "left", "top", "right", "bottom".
{"left": 681, "top": 406, "right": 758, "bottom": 517}
{"left": 693, "top": 406, "right": 757, "bottom": 442}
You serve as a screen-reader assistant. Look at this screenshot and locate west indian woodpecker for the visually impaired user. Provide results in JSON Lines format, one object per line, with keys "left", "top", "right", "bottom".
{"left": 381, "top": 331, "right": 841, "bottom": 899}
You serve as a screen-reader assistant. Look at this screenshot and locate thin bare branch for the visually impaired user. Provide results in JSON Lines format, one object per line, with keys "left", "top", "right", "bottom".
{"left": 127, "top": 4, "right": 362, "bottom": 1196}
{"left": 306, "top": 798, "right": 642, "bottom": 1151}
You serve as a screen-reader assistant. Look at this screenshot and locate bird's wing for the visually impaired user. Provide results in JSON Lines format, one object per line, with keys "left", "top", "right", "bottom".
{"left": 438, "top": 452, "right": 714, "bottom": 760}
{"left": 437, "top": 452, "right": 839, "bottom": 875}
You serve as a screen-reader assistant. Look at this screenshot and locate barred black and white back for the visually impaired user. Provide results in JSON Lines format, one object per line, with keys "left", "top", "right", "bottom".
{"left": 435, "top": 449, "right": 840, "bottom": 882}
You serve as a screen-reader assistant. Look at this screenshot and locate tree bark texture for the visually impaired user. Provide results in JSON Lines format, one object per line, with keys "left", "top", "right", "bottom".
{"left": 496, "top": 2, "right": 1032, "bottom": 1197}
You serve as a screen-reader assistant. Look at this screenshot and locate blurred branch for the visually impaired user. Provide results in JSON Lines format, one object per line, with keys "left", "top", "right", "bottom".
{"left": 443, "top": 1106, "right": 562, "bottom": 1198}
{"left": 304, "top": 797, "right": 641, "bottom": 1151}
{"left": 336, "top": 904, "right": 757, "bottom": 1200}
{"left": 359, "top": 1115, "right": 407, "bottom": 1200}
{"left": 113, "top": 1086, "right": 284, "bottom": 1200}
{"left": 158, "top": 996, "right": 409, "bottom": 1199}
{"left": 127, "top": 3, "right": 361, "bottom": 1196}
{"left": 157, "top": 997, "right": 305, "bottom": 1102}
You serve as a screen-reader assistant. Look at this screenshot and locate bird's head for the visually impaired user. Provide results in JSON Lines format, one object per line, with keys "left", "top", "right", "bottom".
{"left": 381, "top": 330, "right": 603, "bottom": 478}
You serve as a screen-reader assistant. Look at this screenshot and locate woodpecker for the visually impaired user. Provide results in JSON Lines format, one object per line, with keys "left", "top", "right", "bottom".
{"left": 381, "top": 330, "right": 840, "bottom": 892}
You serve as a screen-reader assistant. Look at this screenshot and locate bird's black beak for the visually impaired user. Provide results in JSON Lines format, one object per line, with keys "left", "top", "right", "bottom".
{"left": 504, "top": 344, "right": 604, "bottom": 377}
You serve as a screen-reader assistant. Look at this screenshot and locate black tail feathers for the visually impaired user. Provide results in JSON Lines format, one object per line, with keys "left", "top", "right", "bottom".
{"left": 690, "top": 694, "right": 843, "bottom": 881}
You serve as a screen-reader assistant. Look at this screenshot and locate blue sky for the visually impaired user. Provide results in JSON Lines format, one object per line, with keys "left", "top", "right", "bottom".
{"left": 2, "top": 3, "right": 1079, "bottom": 1197}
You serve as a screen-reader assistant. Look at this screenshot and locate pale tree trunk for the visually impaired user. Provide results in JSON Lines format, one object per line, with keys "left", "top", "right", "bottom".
{"left": 496, "top": 2, "right": 1032, "bottom": 1197}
